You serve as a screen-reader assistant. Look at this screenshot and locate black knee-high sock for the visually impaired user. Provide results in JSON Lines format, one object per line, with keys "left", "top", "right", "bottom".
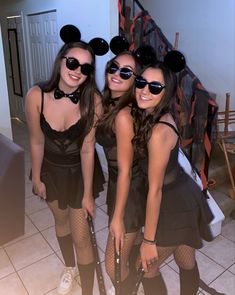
{"left": 142, "top": 273, "right": 167, "bottom": 295}
{"left": 119, "top": 272, "right": 136, "bottom": 295}
{"left": 57, "top": 234, "right": 76, "bottom": 267}
{"left": 77, "top": 262, "right": 95, "bottom": 295}
{"left": 179, "top": 263, "right": 199, "bottom": 295}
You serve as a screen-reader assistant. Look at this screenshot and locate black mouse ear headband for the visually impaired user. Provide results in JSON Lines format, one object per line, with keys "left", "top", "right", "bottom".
{"left": 109, "top": 35, "right": 186, "bottom": 72}
{"left": 134, "top": 45, "right": 186, "bottom": 72}
{"left": 60, "top": 24, "right": 109, "bottom": 56}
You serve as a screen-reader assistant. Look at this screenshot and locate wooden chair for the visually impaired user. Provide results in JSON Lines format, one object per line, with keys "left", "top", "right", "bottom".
{"left": 217, "top": 92, "right": 235, "bottom": 199}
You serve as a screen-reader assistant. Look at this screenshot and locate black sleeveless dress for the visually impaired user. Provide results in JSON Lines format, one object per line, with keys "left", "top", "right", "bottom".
{"left": 96, "top": 117, "right": 147, "bottom": 232}
{"left": 139, "top": 121, "right": 214, "bottom": 249}
{"left": 37, "top": 89, "right": 105, "bottom": 209}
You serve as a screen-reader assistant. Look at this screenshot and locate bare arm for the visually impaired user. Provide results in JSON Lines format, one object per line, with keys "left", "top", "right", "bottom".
{"left": 80, "top": 93, "right": 103, "bottom": 217}
{"left": 25, "top": 86, "right": 46, "bottom": 198}
{"left": 140, "top": 122, "right": 178, "bottom": 271}
{"left": 110, "top": 107, "right": 134, "bottom": 252}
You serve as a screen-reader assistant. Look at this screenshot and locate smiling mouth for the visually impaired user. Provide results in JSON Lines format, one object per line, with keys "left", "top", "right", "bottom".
{"left": 139, "top": 95, "right": 151, "bottom": 101}
{"left": 111, "top": 77, "right": 122, "bottom": 84}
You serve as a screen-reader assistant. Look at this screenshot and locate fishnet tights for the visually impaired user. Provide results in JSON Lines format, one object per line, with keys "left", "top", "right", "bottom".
{"left": 105, "top": 231, "right": 138, "bottom": 282}
{"left": 144, "top": 244, "right": 196, "bottom": 278}
{"left": 47, "top": 201, "right": 94, "bottom": 265}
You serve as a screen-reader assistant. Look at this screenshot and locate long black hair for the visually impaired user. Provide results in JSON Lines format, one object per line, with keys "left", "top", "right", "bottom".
{"left": 38, "top": 41, "right": 101, "bottom": 148}
{"left": 97, "top": 51, "right": 141, "bottom": 135}
{"left": 132, "top": 62, "right": 178, "bottom": 155}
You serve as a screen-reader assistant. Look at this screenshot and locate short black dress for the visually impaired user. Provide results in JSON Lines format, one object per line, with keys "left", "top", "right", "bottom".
{"left": 96, "top": 123, "right": 146, "bottom": 233}
{"left": 33, "top": 89, "right": 105, "bottom": 210}
{"left": 139, "top": 121, "right": 214, "bottom": 249}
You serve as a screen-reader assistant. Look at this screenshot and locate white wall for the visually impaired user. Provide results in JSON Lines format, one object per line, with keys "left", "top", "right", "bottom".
{"left": 0, "top": 0, "right": 118, "bottom": 133}
{"left": 0, "top": 25, "right": 12, "bottom": 139}
{"left": 0, "top": 0, "right": 119, "bottom": 89}
{"left": 139, "top": 0, "right": 235, "bottom": 111}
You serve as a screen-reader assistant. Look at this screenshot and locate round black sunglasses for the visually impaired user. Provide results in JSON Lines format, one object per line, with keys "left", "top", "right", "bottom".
{"left": 107, "top": 62, "right": 135, "bottom": 80}
{"left": 135, "top": 76, "right": 165, "bottom": 95}
{"left": 62, "top": 56, "right": 94, "bottom": 76}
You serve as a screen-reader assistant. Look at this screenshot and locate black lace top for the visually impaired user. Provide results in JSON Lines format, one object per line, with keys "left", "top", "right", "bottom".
{"left": 39, "top": 90, "right": 82, "bottom": 166}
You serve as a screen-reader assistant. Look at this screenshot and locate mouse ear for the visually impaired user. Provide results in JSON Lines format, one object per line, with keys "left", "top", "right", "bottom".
{"left": 89, "top": 38, "right": 109, "bottom": 56}
{"left": 60, "top": 24, "right": 81, "bottom": 43}
{"left": 110, "top": 36, "right": 130, "bottom": 55}
{"left": 164, "top": 50, "right": 186, "bottom": 72}
{"left": 134, "top": 45, "right": 158, "bottom": 66}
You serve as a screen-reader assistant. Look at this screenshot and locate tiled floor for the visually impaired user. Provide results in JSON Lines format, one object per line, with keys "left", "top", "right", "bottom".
{"left": 0, "top": 118, "right": 234, "bottom": 295}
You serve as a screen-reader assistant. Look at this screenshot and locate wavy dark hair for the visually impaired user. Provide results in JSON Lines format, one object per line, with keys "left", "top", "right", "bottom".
{"left": 97, "top": 51, "right": 141, "bottom": 134}
{"left": 38, "top": 41, "right": 101, "bottom": 148}
{"left": 132, "top": 62, "right": 178, "bottom": 155}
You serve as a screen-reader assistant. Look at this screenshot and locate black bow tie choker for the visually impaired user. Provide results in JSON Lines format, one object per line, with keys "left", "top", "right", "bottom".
{"left": 54, "top": 87, "right": 80, "bottom": 104}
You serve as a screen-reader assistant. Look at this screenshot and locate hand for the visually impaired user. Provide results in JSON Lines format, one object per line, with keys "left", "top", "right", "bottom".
{"left": 140, "top": 242, "right": 158, "bottom": 272}
{"left": 32, "top": 181, "right": 47, "bottom": 200}
{"left": 82, "top": 196, "right": 95, "bottom": 218}
{"left": 110, "top": 217, "right": 126, "bottom": 254}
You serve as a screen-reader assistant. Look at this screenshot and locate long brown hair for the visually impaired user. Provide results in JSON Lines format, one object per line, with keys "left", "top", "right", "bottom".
{"left": 132, "top": 62, "right": 177, "bottom": 155}
{"left": 38, "top": 42, "right": 101, "bottom": 148}
{"left": 97, "top": 51, "right": 140, "bottom": 135}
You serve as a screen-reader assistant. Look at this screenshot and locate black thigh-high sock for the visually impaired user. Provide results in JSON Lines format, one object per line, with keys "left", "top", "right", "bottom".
{"left": 57, "top": 234, "right": 76, "bottom": 267}
{"left": 77, "top": 262, "right": 95, "bottom": 295}
{"left": 179, "top": 263, "right": 199, "bottom": 295}
{"left": 142, "top": 273, "right": 167, "bottom": 295}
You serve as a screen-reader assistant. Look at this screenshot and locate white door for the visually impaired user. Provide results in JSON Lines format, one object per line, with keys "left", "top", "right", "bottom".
{"left": 7, "top": 16, "right": 27, "bottom": 121}
{"left": 27, "top": 11, "right": 59, "bottom": 85}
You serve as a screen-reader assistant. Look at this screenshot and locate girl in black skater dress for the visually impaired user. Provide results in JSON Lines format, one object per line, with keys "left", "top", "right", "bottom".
{"left": 131, "top": 61, "right": 214, "bottom": 295}
{"left": 25, "top": 25, "right": 107, "bottom": 295}
{"left": 96, "top": 49, "right": 148, "bottom": 294}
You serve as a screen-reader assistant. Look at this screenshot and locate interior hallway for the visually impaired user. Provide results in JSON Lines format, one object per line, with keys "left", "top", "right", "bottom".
{"left": 0, "top": 118, "right": 234, "bottom": 295}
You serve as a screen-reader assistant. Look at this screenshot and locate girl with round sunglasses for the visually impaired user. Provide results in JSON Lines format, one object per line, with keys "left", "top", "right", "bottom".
{"left": 96, "top": 50, "right": 148, "bottom": 294}
{"left": 25, "top": 31, "right": 106, "bottom": 294}
{"left": 131, "top": 62, "right": 214, "bottom": 295}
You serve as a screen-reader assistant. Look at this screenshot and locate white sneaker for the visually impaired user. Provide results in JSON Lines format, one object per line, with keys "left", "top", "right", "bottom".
{"left": 57, "top": 267, "right": 76, "bottom": 295}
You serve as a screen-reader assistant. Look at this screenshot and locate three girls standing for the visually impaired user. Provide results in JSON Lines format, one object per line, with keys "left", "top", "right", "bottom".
{"left": 26, "top": 24, "right": 214, "bottom": 295}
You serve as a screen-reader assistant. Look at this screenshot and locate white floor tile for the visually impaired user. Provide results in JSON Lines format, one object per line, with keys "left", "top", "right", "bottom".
{"left": 18, "top": 254, "right": 64, "bottom": 295}
{"left": 161, "top": 264, "right": 180, "bottom": 295}
{"left": 41, "top": 226, "right": 60, "bottom": 252}
{"left": 0, "top": 273, "right": 28, "bottom": 295}
{"left": 0, "top": 249, "right": 15, "bottom": 279}
{"left": 221, "top": 219, "right": 235, "bottom": 242}
{"left": 199, "top": 235, "right": 235, "bottom": 268}
{"left": 202, "top": 270, "right": 235, "bottom": 295}
{"left": 5, "top": 233, "right": 53, "bottom": 270}
{"left": 25, "top": 195, "right": 49, "bottom": 215}
{"left": 28, "top": 207, "right": 55, "bottom": 231}
{"left": 228, "top": 263, "right": 235, "bottom": 275}
{"left": 94, "top": 207, "right": 109, "bottom": 232}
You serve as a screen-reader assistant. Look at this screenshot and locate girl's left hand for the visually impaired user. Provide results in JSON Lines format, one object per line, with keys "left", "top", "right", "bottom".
{"left": 82, "top": 196, "right": 95, "bottom": 218}
{"left": 140, "top": 242, "right": 158, "bottom": 272}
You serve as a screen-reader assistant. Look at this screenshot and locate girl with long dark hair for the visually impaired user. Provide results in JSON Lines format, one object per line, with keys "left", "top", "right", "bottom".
{"left": 25, "top": 37, "right": 105, "bottom": 295}
{"left": 131, "top": 62, "right": 214, "bottom": 295}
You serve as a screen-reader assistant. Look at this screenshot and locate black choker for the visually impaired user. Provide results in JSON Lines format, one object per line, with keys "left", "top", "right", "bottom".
{"left": 107, "top": 97, "right": 120, "bottom": 106}
{"left": 54, "top": 87, "right": 80, "bottom": 104}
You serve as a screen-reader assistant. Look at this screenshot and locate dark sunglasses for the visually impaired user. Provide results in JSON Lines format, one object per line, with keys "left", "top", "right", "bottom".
{"left": 107, "top": 62, "right": 135, "bottom": 80}
{"left": 62, "top": 56, "right": 94, "bottom": 75}
{"left": 135, "top": 76, "right": 165, "bottom": 95}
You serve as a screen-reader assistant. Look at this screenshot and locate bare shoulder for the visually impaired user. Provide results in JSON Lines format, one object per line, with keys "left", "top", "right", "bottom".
{"left": 116, "top": 106, "right": 132, "bottom": 125}
{"left": 151, "top": 114, "right": 178, "bottom": 147}
{"left": 25, "top": 86, "right": 42, "bottom": 104}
